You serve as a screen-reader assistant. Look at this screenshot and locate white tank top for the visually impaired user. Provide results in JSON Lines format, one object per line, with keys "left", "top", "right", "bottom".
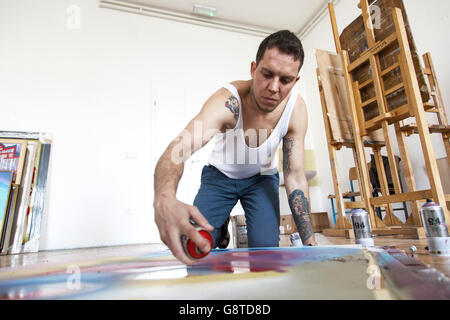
{"left": 208, "top": 83, "right": 298, "bottom": 179}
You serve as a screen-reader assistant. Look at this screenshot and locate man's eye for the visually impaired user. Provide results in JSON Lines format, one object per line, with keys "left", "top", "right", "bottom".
{"left": 262, "top": 73, "right": 272, "bottom": 78}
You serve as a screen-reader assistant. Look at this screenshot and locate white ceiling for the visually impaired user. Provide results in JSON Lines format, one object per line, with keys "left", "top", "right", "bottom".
{"left": 101, "top": 0, "right": 334, "bottom": 37}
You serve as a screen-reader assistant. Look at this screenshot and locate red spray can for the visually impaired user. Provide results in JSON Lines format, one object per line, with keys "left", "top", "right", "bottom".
{"left": 181, "top": 227, "right": 213, "bottom": 260}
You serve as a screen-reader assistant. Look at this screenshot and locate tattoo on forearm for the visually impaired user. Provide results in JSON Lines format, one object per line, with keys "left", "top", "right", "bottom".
{"left": 225, "top": 96, "right": 239, "bottom": 121}
{"left": 283, "top": 137, "right": 294, "bottom": 175}
{"left": 288, "top": 189, "right": 313, "bottom": 243}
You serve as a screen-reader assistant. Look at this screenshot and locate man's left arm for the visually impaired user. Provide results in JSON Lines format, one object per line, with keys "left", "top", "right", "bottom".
{"left": 282, "top": 98, "right": 317, "bottom": 246}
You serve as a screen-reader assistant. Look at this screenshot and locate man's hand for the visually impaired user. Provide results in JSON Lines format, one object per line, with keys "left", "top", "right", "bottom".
{"left": 154, "top": 194, "right": 214, "bottom": 265}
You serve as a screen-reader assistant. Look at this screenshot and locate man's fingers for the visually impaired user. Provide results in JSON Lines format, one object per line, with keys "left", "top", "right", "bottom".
{"left": 185, "top": 225, "right": 211, "bottom": 254}
{"left": 155, "top": 200, "right": 213, "bottom": 265}
{"left": 166, "top": 229, "right": 196, "bottom": 265}
{"left": 190, "top": 206, "right": 214, "bottom": 232}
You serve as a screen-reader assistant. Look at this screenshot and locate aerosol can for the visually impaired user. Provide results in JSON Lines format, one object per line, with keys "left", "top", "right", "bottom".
{"left": 290, "top": 232, "right": 303, "bottom": 247}
{"left": 421, "top": 200, "right": 450, "bottom": 257}
{"left": 181, "top": 226, "right": 213, "bottom": 260}
{"left": 351, "top": 209, "right": 374, "bottom": 247}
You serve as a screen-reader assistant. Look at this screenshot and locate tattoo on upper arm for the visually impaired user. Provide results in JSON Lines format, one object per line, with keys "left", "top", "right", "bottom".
{"left": 282, "top": 137, "right": 294, "bottom": 175}
{"left": 288, "top": 189, "right": 313, "bottom": 243}
{"left": 225, "top": 96, "right": 239, "bottom": 121}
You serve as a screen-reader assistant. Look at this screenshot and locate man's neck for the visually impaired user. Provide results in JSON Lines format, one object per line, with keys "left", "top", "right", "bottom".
{"left": 248, "top": 81, "right": 267, "bottom": 114}
{"left": 243, "top": 81, "right": 276, "bottom": 118}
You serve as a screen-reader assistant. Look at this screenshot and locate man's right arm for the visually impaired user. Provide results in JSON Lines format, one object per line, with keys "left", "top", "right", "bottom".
{"left": 153, "top": 88, "right": 238, "bottom": 265}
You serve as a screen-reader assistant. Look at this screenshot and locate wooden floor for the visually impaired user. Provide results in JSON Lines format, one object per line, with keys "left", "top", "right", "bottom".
{"left": 0, "top": 234, "right": 449, "bottom": 278}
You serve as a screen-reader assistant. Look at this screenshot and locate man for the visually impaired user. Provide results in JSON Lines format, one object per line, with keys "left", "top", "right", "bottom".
{"left": 154, "top": 30, "right": 317, "bottom": 265}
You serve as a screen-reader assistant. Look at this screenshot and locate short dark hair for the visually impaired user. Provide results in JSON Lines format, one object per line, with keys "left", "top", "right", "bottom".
{"left": 256, "top": 30, "right": 305, "bottom": 72}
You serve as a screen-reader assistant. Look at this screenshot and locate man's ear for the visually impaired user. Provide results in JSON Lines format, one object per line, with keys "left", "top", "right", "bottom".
{"left": 250, "top": 61, "right": 257, "bottom": 78}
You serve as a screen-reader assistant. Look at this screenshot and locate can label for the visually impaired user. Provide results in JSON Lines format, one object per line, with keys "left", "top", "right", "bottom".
{"left": 181, "top": 228, "right": 213, "bottom": 260}
{"left": 351, "top": 210, "right": 372, "bottom": 240}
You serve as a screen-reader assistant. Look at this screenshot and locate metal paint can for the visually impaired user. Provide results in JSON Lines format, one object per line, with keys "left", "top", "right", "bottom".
{"left": 421, "top": 200, "right": 449, "bottom": 238}
{"left": 351, "top": 209, "right": 374, "bottom": 247}
{"left": 290, "top": 232, "right": 302, "bottom": 247}
{"left": 235, "top": 225, "right": 248, "bottom": 248}
{"left": 421, "top": 200, "right": 450, "bottom": 256}
{"left": 181, "top": 227, "right": 213, "bottom": 260}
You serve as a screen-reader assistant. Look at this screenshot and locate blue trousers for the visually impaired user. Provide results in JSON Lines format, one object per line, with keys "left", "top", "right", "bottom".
{"left": 193, "top": 165, "right": 280, "bottom": 248}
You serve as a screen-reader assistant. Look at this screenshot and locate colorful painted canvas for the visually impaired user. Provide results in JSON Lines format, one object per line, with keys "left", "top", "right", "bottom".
{"left": 0, "top": 139, "right": 27, "bottom": 185}
{"left": 0, "top": 185, "right": 19, "bottom": 255}
{"left": 0, "top": 171, "right": 13, "bottom": 242}
{"left": 0, "top": 246, "right": 448, "bottom": 301}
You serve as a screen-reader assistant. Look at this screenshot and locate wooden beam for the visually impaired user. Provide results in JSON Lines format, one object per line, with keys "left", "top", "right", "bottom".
{"left": 344, "top": 201, "right": 365, "bottom": 209}
{"left": 361, "top": 96, "right": 377, "bottom": 108}
{"left": 394, "top": 122, "right": 423, "bottom": 227}
{"left": 399, "top": 124, "right": 450, "bottom": 135}
{"left": 381, "top": 62, "right": 400, "bottom": 77}
{"left": 370, "top": 189, "right": 433, "bottom": 207}
{"left": 372, "top": 227, "right": 426, "bottom": 239}
{"left": 423, "top": 53, "right": 448, "bottom": 125}
{"left": 347, "top": 33, "right": 398, "bottom": 72}
{"left": 384, "top": 83, "right": 404, "bottom": 97}
{"left": 352, "top": 81, "right": 369, "bottom": 136}
{"left": 364, "top": 105, "right": 411, "bottom": 132}
{"left": 328, "top": 2, "right": 342, "bottom": 54}
{"left": 323, "top": 228, "right": 354, "bottom": 239}
{"left": 358, "top": 78, "right": 373, "bottom": 90}
{"left": 373, "top": 148, "right": 394, "bottom": 225}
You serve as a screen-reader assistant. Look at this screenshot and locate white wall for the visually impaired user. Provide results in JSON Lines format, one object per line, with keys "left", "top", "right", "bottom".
{"left": 0, "top": 0, "right": 262, "bottom": 250}
{"left": 300, "top": 0, "right": 450, "bottom": 226}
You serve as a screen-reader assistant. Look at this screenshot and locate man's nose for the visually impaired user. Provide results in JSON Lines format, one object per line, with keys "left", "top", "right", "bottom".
{"left": 268, "top": 78, "right": 279, "bottom": 93}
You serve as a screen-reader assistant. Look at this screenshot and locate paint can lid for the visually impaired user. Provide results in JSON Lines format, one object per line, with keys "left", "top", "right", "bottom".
{"left": 422, "top": 199, "right": 439, "bottom": 208}
{"left": 290, "top": 232, "right": 300, "bottom": 240}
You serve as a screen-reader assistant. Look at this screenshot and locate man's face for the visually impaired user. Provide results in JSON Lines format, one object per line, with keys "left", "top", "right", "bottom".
{"left": 250, "top": 47, "right": 300, "bottom": 113}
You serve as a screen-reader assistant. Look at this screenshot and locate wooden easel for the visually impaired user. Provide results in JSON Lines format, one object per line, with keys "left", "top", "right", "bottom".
{"left": 400, "top": 52, "right": 450, "bottom": 168}
{"left": 319, "top": 0, "right": 450, "bottom": 239}
{"left": 316, "top": 49, "right": 388, "bottom": 238}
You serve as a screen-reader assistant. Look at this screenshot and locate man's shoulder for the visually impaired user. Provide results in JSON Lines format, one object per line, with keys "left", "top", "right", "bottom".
{"left": 285, "top": 91, "right": 308, "bottom": 137}
{"left": 200, "top": 82, "right": 247, "bottom": 128}
{"left": 212, "top": 80, "right": 250, "bottom": 100}
{"left": 291, "top": 91, "right": 307, "bottom": 116}
{"left": 207, "top": 80, "right": 250, "bottom": 108}
{"left": 292, "top": 90, "right": 306, "bottom": 108}
{"left": 229, "top": 80, "right": 251, "bottom": 89}
{"left": 229, "top": 80, "right": 251, "bottom": 99}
